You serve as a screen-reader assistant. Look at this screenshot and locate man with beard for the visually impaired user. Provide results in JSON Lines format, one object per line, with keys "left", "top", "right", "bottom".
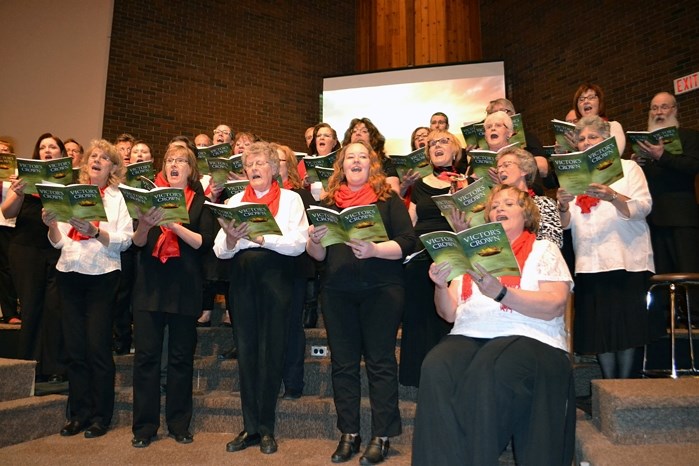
{"left": 632, "top": 91, "right": 699, "bottom": 273}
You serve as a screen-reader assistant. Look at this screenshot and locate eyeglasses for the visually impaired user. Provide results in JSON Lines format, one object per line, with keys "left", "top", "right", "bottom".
{"left": 496, "top": 160, "right": 518, "bottom": 170}
{"left": 484, "top": 122, "right": 508, "bottom": 130}
{"left": 650, "top": 104, "right": 675, "bottom": 112}
{"left": 214, "top": 129, "right": 231, "bottom": 136}
{"left": 243, "top": 160, "right": 270, "bottom": 168}
{"left": 578, "top": 94, "right": 598, "bottom": 103}
{"left": 165, "top": 158, "right": 189, "bottom": 165}
{"left": 428, "top": 137, "right": 450, "bottom": 147}
{"left": 413, "top": 132, "right": 429, "bottom": 140}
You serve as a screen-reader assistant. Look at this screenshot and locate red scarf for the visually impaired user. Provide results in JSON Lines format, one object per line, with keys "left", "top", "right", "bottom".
{"left": 67, "top": 186, "right": 107, "bottom": 241}
{"left": 575, "top": 194, "right": 600, "bottom": 214}
{"left": 283, "top": 179, "right": 294, "bottom": 190}
{"left": 334, "top": 183, "right": 378, "bottom": 208}
{"left": 151, "top": 175, "right": 196, "bottom": 263}
{"left": 460, "top": 230, "right": 536, "bottom": 310}
{"left": 434, "top": 166, "right": 467, "bottom": 192}
{"left": 242, "top": 179, "right": 281, "bottom": 216}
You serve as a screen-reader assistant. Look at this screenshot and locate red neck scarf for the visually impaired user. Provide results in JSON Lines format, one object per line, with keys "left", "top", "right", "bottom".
{"left": 283, "top": 179, "right": 294, "bottom": 190}
{"left": 434, "top": 165, "right": 467, "bottom": 192}
{"left": 334, "top": 183, "right": 378, "bottom": 209}
{"left": 67, "top": 186, "right": 107, "bottom": 241}
{"left": 151, "top": 176, "right": 196, "bottom": 263}
{"left": 575, "top": 194, "right": 600, "bottom": 214}
{"left": 460, "top": 230, "right": 536, "bottom": 310}
{"left": 242, "top": 179, "right": 282, "bottom": 216}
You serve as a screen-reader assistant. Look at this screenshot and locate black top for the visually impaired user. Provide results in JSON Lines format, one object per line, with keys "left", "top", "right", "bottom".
{"left": 11, "top": 195, "right": 53, "bottom": 249}
{"left": 321, "top": 192, "right": 416, "bottom": 291}
{"left": 381, "top": 156, "right": 399, "bottom": 178}
{"left": 132, "top": 190, "right": 215, "bottom": 316}
{"left": 411, "top": 179, "right": 452, "bottom": 239}
{"left": 642, "top": 127, "right": 699, "bottom": 227}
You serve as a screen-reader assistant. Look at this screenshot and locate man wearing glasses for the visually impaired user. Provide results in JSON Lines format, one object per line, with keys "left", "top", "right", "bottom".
{"left": 631, "top": 91, "right": 699, "bottom": 274}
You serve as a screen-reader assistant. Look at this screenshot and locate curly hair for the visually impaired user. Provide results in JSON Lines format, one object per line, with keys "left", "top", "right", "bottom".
{"left": 341, "top": 118, "right": 387, "bottom": 160}
{"left": 323, "top": 141, "right": 392, "bottom": 204}
{"left": 78, "top": 139, "right": 125, "bottom": 187}
{"left": 483, "top": 184, "right": 540, "bottom": 234}
{"left": 496, "top": 147, "right": 538, "bottom": 188}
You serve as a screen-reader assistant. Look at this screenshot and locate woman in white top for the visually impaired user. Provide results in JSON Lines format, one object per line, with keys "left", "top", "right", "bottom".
{"left": 412, "top": 184, "right": 574, "bottom": 466}
{"left": 557, "top": 115, "right": 654, "bottom": 379}
{"left": 41, "top": 139, "right": 133, "bottom": 438}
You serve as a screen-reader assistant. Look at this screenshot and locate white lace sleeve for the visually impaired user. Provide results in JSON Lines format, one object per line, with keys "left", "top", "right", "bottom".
{"left": 536, "top": 240, "right": 573, "bottom": 290}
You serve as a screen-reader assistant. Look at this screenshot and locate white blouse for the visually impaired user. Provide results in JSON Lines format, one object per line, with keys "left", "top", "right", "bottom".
{"left": 451, "top": 240, "right": 573, "bottom": 352}
{"left": 566, "top": 159, "right": 654, "bottom": 274}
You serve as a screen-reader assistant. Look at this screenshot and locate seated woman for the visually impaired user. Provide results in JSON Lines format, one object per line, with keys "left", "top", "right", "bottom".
{"left": 307, "top": 140, "right": 416, "bottom": 465}
{"left": 412, "top": 184, "right": 575, "bottom": 466}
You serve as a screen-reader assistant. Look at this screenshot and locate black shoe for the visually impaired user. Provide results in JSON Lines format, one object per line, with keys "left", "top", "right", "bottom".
{"left": 48, "top": 374, "right": 65, "bottom": 383}
{"left": 84, "top": 424, "right": 108, "bottom": 438}
{"left": 60, "top": 420, "right": 85, "bottom": 436}
{"left": 282, "top": 389, "right": 302, "bottom": 400}
{"left": 217, "top": 347, "right": 238, "bottom": 360}
{"left": 169, "top": 431, "right": 193, "bottom": 444}
{"left": 131, "top": 436, "right": 154, "bottom": 448}
{"left": 359, "top": 437, "right": 389, "bottom": 465}
{"left": 331, "top": 433, "right": 361, "bottom": 463}
{"left": 260, "top": 434, "right": 277, "bottom": 454}
{"left": 196, "top": 320, "right": 211, "bottom": 328}
{"left": 226, "top": 431, "right": 261, "bottom": 452}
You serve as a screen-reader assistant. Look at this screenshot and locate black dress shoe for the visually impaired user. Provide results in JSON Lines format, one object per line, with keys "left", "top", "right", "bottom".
{"left": 60, "top": 420, "right": 85, "bottom": 436}
{"left": 226, "top": 431, "right": 261, "bottom": 452}
{"left": 84, "top": 424, "right": 108, "bottom": 438}
{"left": 217, "top": 347, "right": 238, "bottom": 360}
{"left": 131, "top": 436, "right": 154, "bottom": 448}
{"left": 260, "top": 434, "right": 277, "bottom": 454}
{"left": 282, "top": 389, "right": 302, "bottom": 400}
{"left": 169, "top": 431, "right": 193, "bottom": 444}
{"left": 113, "top": 342, "right": 131, "bottom": 355}
{"left": 331, "top": 433, "right": 361, "bottom": 463}
{"left": 196, "top": 320, "right": 211, "bottom": 328}
{"left": 359, "top": 437, "right": 389, "bottom": 465}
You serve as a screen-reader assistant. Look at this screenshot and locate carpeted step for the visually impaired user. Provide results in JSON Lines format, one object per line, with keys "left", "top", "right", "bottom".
{"left": 576, "top": 412, "right": 699, "bottom": 466}
{"left": 0, "top": 358, "right": 36, "bottom": 401}
{"left": 0, "top": 394, "right": 67, "bottom": 447}
{"left": 591, "top": 378, "right": 699, "bottom": 445}
{"left": 112, "top": 387, "right": 417, "bottom": 445}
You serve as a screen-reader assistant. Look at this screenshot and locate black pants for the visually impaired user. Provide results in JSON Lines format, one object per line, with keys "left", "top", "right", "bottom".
{"left": 322, "top": 285, "right": 403, "bottom": 438}
{"left": 412, "top": 335, "right": 575, "bottom": 466}
{"left": 58, "top": 270, "right": 119, "bottom": 428}
{"left": 112, "top": 249, "right": 135, "bottom": 349}
{"left": 229, "top": 250, "right": 293, "bottom": 436}
{"left": 132, "top": 310, "right": 197, "bottom": 437}
{"left": 282, "top": 276, "right": 307, "bottom": 393}
{"left": 0, "top": 226, "right": 18, "bottom": 320}
{"left": 10, "top": 243, "right": 64, "bottom": 375}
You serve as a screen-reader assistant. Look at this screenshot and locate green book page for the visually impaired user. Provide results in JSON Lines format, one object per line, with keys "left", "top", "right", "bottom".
{"left": 550, "top": 152, "right": 589, "bottom": 195}
{"left": 35, "top": 184, "right": 73, "bottom": 222}
{"left": 124, "top": 161, "right": 155, "bottom": 188}
{"left": 223, "top": 180, "right": 249, "bottom": 198}
{"left": 391, "top": 148, "right": 431, "bottom": 180}
{"left": 207, "top": 158, "right": 233, "bottom": 185}
{"left": 196, "top": 143, "right": 233, "bottom": 175}
{"left": 231, "top": 203, "right": 282, "bottom": 238}
{"left": 474, "top": 123, "right": 488, "bottom": 149}
{"left": 66, "top": 185, "right": 107, "bottom": 221}
{"left": 118, "top": 185, "right": 152, "bottom": 220}
{"left": 18, "top": 157, "right": 72, "bottom": 194}
{"left": 457, "top": 222, "right": 519, "bottom": 278}
{"left": 340, "top": 204, "right": 389, "bottom": 243}
{"left": 0, "top": 153, "right": 17, "bottom": 181}
{"left": 509, "top": 113, "right": 526, "bottom": 147}
{"left": 315, "top": 166, "right": 334, "bottom": 190}
{"left": 450, "top": 178, "right": 491, "bottom": 227}
{"left": 150, "top": 188, "right": 190, "bottom": 224}
{"left": 551, "top": 119, "right": 577, "bottom": 152}
{"left": 204, "top": 201, "right": 238, "bottom": 221}
{"left": 420, "top": 231, "right": 472, "bottom": 281}
{"left": 468, "top": 150, "right": 497, "bottom": 180}
{"left": 586, "top": 136, "right": 623, "bottom": 187}
{"left": 306, "top": 206, "right": 349, "bottom": 246}
{"left": 460, "top": 123, "right": 479, "bottom": 147}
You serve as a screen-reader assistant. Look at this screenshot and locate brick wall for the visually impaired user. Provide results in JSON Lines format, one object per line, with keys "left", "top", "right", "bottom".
{"left": 104, "top": 1, "right": 699, "bottom": 160}
{"left": 479, "top": 0, "right": 699, "bottom": 148}
{"left": 103, "top": 0, "right": 356, "bottom": 158}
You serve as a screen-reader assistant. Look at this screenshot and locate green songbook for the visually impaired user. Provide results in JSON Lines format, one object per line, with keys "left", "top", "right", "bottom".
{"left": 118, "top": 184, "right": 190, "bottom": 225}
{"left": 17, "top": 157, "right": 73, "bottom": 194}
{"left": 306, "top": 204, "right": 388, "bottom": 247}
{"left": 550, "top": 136, "right": 623, "bottom": 195}
{"left": 431, "top": 177, "right": 492, "bottom": 230}
{"left": 204, "top": 201, "right": 282, "bottom": 239}
{"left": 35, "top": 183, "right": 108, "bottom": 222}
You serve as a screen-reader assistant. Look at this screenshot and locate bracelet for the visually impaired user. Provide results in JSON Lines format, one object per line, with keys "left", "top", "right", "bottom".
{"left": 494, "top": 286, "right": 508, "bottom": 302}
{"left": 609, "top": 191, "right": 618, "bottom": 202}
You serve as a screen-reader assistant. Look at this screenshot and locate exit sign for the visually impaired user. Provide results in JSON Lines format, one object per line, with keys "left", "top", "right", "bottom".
{"left": 674, "top": 72, "right": 699, "bottom": 95}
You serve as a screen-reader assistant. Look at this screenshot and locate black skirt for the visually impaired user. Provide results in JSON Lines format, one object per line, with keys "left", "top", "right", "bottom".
{"left": 573, "top": 270, "right": 651, "bottom": 354}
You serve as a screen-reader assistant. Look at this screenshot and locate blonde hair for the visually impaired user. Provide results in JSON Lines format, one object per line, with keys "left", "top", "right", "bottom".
{"left": 78, "top": 139, "right": 125, "bottom": 186}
